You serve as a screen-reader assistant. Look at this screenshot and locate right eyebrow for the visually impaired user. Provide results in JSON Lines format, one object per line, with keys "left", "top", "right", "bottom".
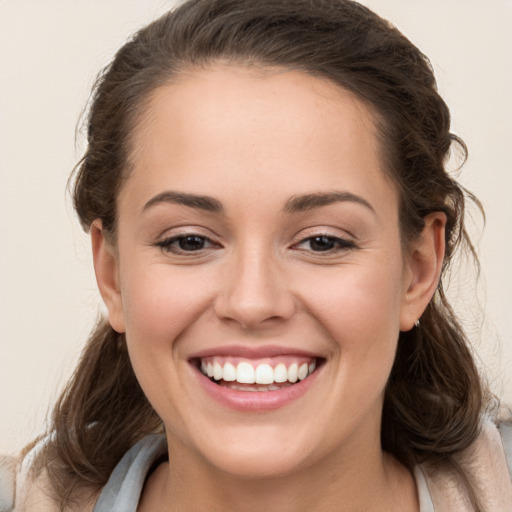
{"left": 283, "top": 191, "right": 376, "bottom": 215}
{"left": 142, "top": 191, "right": 224, "bottom": 213}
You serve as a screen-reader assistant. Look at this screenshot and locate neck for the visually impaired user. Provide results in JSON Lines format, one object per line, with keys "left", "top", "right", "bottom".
{"left": 139, "top": 434, "right": 418, "bottom": 512}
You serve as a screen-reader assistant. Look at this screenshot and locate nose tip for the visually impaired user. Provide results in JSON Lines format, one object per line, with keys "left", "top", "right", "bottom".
{"left": 213, "top": 256, "right": 295, "bottom": 330}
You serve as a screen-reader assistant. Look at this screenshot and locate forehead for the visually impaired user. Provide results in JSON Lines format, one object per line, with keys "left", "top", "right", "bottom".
{"left": 122, "top": 64, "right": 398, "bottom": 216}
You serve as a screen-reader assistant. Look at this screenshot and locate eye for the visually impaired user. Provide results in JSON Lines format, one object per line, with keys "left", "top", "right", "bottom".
{"left": 294, "top": 235, "right": 356, "bottom": 253}
{"left": 156, "top": 234, "right": 217, "bottom": 254}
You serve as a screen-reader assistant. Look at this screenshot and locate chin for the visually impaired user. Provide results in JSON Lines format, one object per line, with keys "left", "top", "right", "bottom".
{"left": 209, "top": 446, "right": 309, "bottom": 480}
{"left": 185, "top": 422, "right": 321, "bottom": 480}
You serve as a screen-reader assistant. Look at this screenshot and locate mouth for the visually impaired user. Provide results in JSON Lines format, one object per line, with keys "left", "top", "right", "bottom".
{"left": 192, "top": 354, "right": 322, "bottom": 392}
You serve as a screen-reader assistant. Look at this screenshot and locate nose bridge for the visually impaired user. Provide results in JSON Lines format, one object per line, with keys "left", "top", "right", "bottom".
{"left": 215, "top": 239, "right": 294, "bottom": 329}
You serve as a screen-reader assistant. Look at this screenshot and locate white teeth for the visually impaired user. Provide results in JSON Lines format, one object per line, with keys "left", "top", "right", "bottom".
{"left": 255, "top": 363, "right": 274, "bottom": 384}
{"left": 287, "top": 363, "right": 298, "bottom": 383}
{"left": 236, "top": 362, "right": 256, "bottom": 384}
{"left": 298, "top": 363, "right": 308, "bottom": 381}
{"left": 223, "top": 362, "right": 236, "bottom": 382}
{"left": 199, "top": 357, "right": 318, "bottom": 387}
{"left": 228, "top": 383, "right": 292, "bottom": 392}
{"left": 274, "top": 363, "right": 288, "bottom": 383}
{"left": 213, "top": 361, "right": 223, "bottom": 380}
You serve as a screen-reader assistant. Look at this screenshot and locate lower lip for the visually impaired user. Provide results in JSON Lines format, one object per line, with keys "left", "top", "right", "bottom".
{"left": 193, "top": 365, "right": 321, "bottom": 412}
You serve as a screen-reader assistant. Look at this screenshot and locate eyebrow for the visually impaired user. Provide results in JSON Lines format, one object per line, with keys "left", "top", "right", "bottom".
{"left": 143, "top": 191, "right": 224, "bottom": 213}
{"left": 142, "top": 189, "right": 375, "bottom": 216}
{"left": 283, "top": 191, "right": 376, "bottom": 214}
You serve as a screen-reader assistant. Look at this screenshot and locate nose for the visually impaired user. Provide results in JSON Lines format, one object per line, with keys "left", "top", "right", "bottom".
{"left": 214, "top": 246, "right": 295, "bottom": 330}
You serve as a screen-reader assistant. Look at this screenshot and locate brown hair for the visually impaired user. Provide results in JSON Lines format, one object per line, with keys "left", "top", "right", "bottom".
{"left": 43, "top": 0, "right": 489, "bottom": 508}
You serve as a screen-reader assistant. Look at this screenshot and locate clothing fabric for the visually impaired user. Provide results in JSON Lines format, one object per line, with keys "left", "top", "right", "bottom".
{"left": 2, "top": 418, "right": 512, "bottom": 511}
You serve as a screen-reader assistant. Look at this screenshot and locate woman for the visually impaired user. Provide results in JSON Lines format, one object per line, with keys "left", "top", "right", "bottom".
{"left": 1, "top": 0, "right": 511, "bottom": 510}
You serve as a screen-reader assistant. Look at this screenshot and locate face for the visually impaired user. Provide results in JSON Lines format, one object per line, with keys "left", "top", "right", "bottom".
{"left": 95, "top": 65, "right": 433, "bottom": 480}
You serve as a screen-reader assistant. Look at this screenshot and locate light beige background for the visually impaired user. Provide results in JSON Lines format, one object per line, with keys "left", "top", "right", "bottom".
{"left": 1, "top": 0, "right": 511, "bottom": 454}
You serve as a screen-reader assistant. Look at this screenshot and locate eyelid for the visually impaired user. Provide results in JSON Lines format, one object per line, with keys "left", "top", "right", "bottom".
{"left": 290, "top": 225, "right": 357, "bottom": 244}
{"left": 293, "top": 235, "right": 356, "bottom": 249}
{"left": 289, "top": 226, "right": 360, "bottom": 256}
{"left": 154, "top": 230, "right": 222, "bottom": 256}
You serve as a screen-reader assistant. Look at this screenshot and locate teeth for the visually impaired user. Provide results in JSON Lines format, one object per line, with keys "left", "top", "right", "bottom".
{"left": 288, "top": 363, "right": 298, "bottom": 383}
{"left": 213, "top": 361, "right": 223, "bottom": 380}
{"left": 298, "top": 363, "right": 308, "bottom": 381}
{"left": 274, "top": 363, "right": 288, "bottom": 383}
{"left": 255, "top": 363, "right": 274, "bottom": 384}
{"left": 228, "top": 383, "right": 292, "bottom": 392}
{"left": 223, "top": 362, "right": 236, "bottom": 382}
{"left": 200, "top": 357, "right": 318, "bottom": 387}
{"left": 236, "top": 362, "right": 255, "bottom": 384}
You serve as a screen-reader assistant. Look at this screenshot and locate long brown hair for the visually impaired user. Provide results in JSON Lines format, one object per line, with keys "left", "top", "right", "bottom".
{"left": 42, "top": 0, "right": 489, "bottom": 508}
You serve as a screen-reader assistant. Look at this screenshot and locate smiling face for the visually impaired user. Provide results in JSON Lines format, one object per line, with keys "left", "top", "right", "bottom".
{"left": 92, "top": 65, "right": 439, "bottom": 481}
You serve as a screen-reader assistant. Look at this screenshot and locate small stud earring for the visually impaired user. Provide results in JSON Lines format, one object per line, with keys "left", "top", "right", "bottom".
{"left": 414, "top": 319, "right": 420, "bottom": 328}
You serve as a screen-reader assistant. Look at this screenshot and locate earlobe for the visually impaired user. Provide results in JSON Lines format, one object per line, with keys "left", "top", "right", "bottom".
{"left": 400, "top": 212, "right": 446, "bottom": 331}
{"left": 91, "top": 220, "right": 126, "bottom": 333}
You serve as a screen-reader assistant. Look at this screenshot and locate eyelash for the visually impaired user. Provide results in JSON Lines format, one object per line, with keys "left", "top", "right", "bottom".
{"left": 292, "top": 235, "right": 357, "bottom": 254}
{"left": 156, "top": 234, "right": 218, "bottom": 254}
{"left": 155, "top": 233, "right": 357, "bottom": 255}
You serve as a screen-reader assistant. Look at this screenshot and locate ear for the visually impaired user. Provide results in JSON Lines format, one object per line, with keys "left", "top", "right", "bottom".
{"left": 400, "top": 212, "right": 446, "bottom": 331}
{"left": 91, "top": 220, "right": 126, "bottom": 333}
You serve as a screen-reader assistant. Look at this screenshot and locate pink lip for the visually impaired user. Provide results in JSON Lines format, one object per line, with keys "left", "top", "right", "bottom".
{"left": 192, "top": 361, "right": 322, "bottom": 412}
{"left": 189, "top": 344, "right": 319, "bottom": 360}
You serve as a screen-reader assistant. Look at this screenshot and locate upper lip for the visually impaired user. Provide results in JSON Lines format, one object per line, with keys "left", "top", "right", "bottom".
{"left": 189, "top": 344, "right": 321, "bottom": 360}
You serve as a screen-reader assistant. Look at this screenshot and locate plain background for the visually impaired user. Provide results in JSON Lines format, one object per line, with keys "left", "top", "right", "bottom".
{"left": 1, "top": 0, "right": 511, "bottom": 454}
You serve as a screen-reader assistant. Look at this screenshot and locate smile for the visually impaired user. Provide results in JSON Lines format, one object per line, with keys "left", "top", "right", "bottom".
{"left": 190, "top": 348, "right": 323, "bottom": 411}
{"left": 199, "top": 356, "right": 317, "bottom": 391}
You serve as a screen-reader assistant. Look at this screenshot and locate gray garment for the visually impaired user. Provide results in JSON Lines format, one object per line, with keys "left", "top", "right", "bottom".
{"left": 91, "top": 435, "right": 435, "bottom": 512}
{"left": 92, "top": 435, "right": 167, "bottom": 512}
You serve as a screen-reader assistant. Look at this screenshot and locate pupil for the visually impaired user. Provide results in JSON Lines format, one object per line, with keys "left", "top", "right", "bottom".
{"left": 310, "top": 236, "right": 334, "bottom": 251}
{"left": 179, "top": 236, "right": 204, "bottom": 251}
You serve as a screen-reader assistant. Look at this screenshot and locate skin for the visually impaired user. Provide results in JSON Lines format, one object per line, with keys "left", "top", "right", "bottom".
{"left": 92, "top": 65, "right": 445, "bottom": 511}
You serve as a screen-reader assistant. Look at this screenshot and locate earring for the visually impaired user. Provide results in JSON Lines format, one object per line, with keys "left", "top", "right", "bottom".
{"left": 414, "top": 319, "right": 420, "bottom": 328}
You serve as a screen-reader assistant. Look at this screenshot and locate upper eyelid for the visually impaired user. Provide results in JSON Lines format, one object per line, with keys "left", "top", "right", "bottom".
{"left": 157, "top": 233, "right": 217, "bottom": 246}
{"left": 154, "top": 225, "right": 221, "bottom": 241}
{"left": 153, "top": 226, "right": 357, "bottom": 247}
{"left": 293, "top": 235, "right": 356, "bottom": 247}
{"left": 291, "top": 228, "right": 356, "bottom": 244}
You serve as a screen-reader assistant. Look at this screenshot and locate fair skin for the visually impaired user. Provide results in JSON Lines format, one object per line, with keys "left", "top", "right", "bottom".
{"left": 92, "top": 65, "right": 445, "bottom": 511}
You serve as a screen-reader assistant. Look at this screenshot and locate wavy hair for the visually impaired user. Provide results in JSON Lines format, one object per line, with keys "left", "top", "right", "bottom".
{"left": 40, "top": 1, "right": 489, "bottom": 509}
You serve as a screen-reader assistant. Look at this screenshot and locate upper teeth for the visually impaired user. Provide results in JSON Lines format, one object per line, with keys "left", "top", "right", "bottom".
{"left": 200, "top": 358, "right": 316, "bottom": 385}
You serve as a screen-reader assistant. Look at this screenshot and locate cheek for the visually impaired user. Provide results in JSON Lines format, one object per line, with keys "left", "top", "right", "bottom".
{"left": 295, "top": 260, "right": 405, "bottom": 395}
{"left": 119, "top": 263, "right": 215, "bottom": 357}
{"left": 118, "top": 264, "right": 217, "bottom": 431}
{"left": 298, "top": 261, "right": 405, "bottom": 342}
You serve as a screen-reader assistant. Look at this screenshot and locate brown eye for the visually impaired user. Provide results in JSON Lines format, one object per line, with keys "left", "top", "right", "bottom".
{"left": 308, "top": 236, "right": 337, "bottom": 252}
{"left": 177, "top": 235, "right": 207, "bottom": 251}
{"left": 157, "top": 234, "right": 216, "bottom": 254}
{"left": 293, "top": 234, "right": 357, "bottom": 254}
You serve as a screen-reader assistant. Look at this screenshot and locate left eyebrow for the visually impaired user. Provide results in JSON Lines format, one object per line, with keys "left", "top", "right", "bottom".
{"left": 283, "top": 191, "right": 376, "bottom": 215}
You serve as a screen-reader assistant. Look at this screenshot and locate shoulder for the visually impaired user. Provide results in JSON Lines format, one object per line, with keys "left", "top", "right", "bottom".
{"left": 497, "top": 407, "right": 512, "bottom": 474}
{"left": 0, "top": 455, "right": 16, "bottom": 512}
{"left": 420, "top": 408, "right": 512, "bottom": 512}
{"left": 92, "top": 434, "right": 167, "bottom": 512}
{"left": 2, "top": 434, "right": 166, "bottom": 512}
{"left": 0, "top": 439, "right": 59, "bottom": 512}
{"left": 0, "top": 440, "right": 96, "bottom": 512}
